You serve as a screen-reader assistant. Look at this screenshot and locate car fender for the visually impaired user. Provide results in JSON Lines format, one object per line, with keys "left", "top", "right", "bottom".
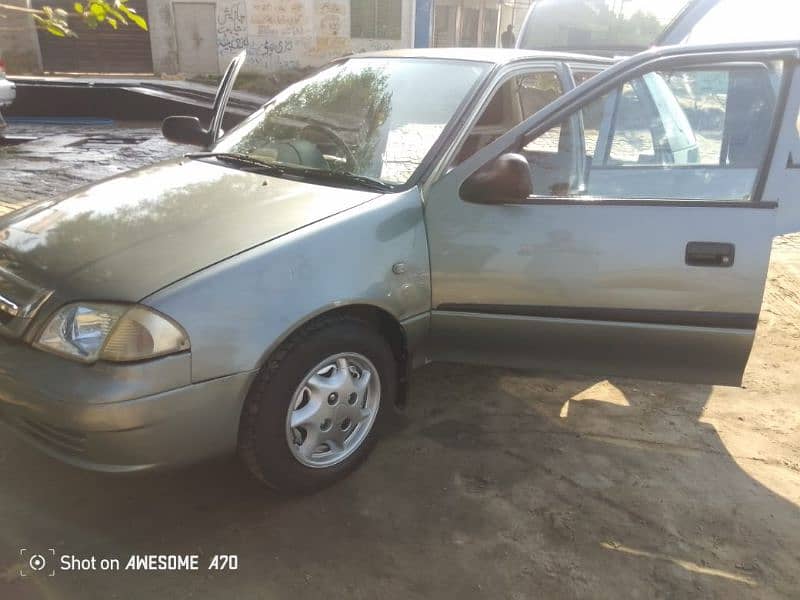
{"left": 143, "top": 187, "right": 431, "bottom": 383}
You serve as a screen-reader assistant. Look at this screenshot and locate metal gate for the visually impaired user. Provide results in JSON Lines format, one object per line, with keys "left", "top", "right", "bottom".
{"left": 34, "top": 0, "right": 153, "bottom": 73}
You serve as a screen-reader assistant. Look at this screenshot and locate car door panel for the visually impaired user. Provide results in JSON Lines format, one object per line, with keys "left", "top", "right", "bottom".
{"left": 431, "top": 310, "right": 755, "bottom": 385}
{"left": 427, "top": 201, "right": 773, "bottom": 385}
{"left": 424, "top": 44, "right": 799, "bottom": 386}
{"left": 763, "top": 62, "right": 800, "bottom": 235}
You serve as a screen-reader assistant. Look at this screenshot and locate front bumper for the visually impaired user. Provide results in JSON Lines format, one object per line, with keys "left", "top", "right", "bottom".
{"left": 0, "top": 336, "right": 255, "bottom": 471}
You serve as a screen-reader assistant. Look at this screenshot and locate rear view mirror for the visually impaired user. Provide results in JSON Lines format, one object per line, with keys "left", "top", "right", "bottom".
{"left": 460, "top": 153, "right": 533, "bottom": 205}
{"left": 162, "top": 116, "right": 211, "bottom": 147}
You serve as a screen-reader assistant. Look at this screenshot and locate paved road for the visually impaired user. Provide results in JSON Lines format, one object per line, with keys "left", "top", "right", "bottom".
{"left": 0, "top": 125, "right": 798, "bottom": 599}
{"left": 0, "top": 122, "right": 189, "bottom": 214}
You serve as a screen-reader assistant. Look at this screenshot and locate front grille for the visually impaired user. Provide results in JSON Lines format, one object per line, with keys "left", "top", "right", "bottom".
{"left": 13, "top": 417, "right": 87, "bottom": 455}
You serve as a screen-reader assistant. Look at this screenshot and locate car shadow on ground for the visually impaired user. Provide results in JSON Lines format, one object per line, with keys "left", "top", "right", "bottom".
{"left": 0, "top": 363, "right": 798, "bottom": 599}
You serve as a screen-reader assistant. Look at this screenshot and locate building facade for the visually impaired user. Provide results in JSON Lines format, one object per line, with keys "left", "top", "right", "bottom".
{"left": 425, "top": 0, "right": 531, "bottom": 48}
{"left": 152, "top": 0, "right": 417, "bottom": 75}
{"left": 5, "top": 0, "right": 530, "bottom": 76}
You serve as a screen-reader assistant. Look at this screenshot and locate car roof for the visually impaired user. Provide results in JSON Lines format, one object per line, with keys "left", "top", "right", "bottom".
{"left": 350, "top": 47, "right": 614, "bottom": 66}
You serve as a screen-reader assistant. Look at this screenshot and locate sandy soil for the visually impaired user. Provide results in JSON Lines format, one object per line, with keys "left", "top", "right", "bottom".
{"left": 0, "top": 125, "right": 798, "bottom": 599}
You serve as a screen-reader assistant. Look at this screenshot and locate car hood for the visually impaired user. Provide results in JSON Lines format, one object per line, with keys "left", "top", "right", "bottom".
{"left": 0, "top": 159, "right": 380, "bottom": 303}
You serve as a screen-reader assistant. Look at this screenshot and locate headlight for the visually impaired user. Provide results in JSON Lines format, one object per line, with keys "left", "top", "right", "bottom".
{"left": 35, "top": 303, "right": 190, "bottom": 363}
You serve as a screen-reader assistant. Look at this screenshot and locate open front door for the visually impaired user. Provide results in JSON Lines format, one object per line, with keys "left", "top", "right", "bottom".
{"left": 161, "top": 50, "right": 246, "bottom": 148}
{"left": 425, "top": 43, "right": 800, "bottom": 386}
{"left": 207, "top": 50, "right": 247, "bottom": 146}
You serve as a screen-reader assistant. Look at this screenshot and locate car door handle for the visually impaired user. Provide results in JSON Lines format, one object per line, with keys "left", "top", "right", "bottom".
{"left": 685, "top": 242, "right": 735, "bottom": 267}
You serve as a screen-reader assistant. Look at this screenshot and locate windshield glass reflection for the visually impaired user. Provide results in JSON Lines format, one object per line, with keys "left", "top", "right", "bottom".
{"left": 214, "top": 58, "right": 489, "bottom": 186}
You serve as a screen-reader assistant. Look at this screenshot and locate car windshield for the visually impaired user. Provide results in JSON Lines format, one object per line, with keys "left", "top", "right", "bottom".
{"left": 213, "top": 57, "right": 489, "bottom": 187}
{"left": 519, "top": 0, "right": 690, "bottom": 54}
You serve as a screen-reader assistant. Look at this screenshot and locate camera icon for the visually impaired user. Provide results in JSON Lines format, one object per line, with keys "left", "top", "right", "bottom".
{"left": 19, "top": 549, "right": 56, "bottom": 577}
{"left": 29, "top": 554, "right": 47, "bottom": 571}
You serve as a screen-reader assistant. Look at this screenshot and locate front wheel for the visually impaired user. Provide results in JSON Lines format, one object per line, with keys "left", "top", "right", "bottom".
{"left": 238, "top": 316, "right": 397, "bottom": 493}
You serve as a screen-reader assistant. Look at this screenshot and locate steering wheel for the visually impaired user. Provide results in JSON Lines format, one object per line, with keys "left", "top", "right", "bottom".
{"left": 299, "top": 124, "right": 357, "bottom": 171}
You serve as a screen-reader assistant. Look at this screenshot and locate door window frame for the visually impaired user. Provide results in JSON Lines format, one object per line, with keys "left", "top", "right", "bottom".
{"left": 436, "top": 44, "right": 799, "bottom": 209}
{"left": 429, "top": 59, "right": 577, "bottom": 186}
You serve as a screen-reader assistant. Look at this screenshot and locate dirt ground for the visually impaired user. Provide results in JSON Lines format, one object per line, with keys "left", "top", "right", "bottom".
{"left": 0, "top": 124, "right": 799, "bottom": 599}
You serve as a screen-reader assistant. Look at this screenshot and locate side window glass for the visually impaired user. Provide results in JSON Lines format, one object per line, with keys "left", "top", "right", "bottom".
{"left": 518, "top": 72, "right": 562, "bottom": 119}
{"left": 660, "top": 70, "right": 729, "bottom": 164}
{"left": 573, "top": 70, "right": 600, "bottom": 86}
{"left": 523, "top": 125, "right": 562, "bottom": 155}
{"left": 454, "top": 70, "right": 563, "bottom": 165}
{"left": 519, "top": 61, "right": 783, "bottom": 202}
{"left": 607, "top": 81, "right": 657, "bottom": 164}
{"left": 519, "top": 73, "right": 564, "bottom": 156}
{"left": 582, "top": 90, "right": 603, "bottom": 157}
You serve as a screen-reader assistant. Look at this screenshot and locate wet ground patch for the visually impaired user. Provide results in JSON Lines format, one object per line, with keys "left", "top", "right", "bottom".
{"left": 0, "top": 121, "right": 189, "bottom": 215}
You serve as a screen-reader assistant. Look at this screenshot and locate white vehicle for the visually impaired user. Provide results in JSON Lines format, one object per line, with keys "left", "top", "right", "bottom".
{"left": 0, "top": 53, "right": 16, "bottom": 129}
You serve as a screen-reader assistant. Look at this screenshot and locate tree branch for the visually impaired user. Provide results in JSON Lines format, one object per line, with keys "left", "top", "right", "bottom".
{"left": 0, "top": 3, "right": 41, "bottom": 14}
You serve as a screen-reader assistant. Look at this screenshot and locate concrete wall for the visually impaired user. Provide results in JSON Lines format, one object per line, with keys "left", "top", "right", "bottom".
{"left": 0, "top": 0, "right": 43, "bottom": 73}
{"left": 147, "top": 0, "right": 180, "bottom": 74}
{"left": 216, "top": 0, "right": 416, "bottom": 76}
{"left": 149, "top": 0, "right": 419, "bottom": 76}
{"left": 4, "top": 0, "right": 420, "bottom": 76}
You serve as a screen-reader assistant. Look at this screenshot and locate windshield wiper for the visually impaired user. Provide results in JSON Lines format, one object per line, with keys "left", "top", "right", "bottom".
{"left": 187, "top": 152, "right": 395, "bottom": 192}
{"left": 280, "top": 167, "right": 395, "bottom": 192}
{"left": 186, "top": 152, "right": 288, "bottom": 174}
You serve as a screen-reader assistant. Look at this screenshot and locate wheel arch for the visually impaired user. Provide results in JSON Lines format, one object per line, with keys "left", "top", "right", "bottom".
{"left": 255, "top": 303, "right": 412, "bottom": 408}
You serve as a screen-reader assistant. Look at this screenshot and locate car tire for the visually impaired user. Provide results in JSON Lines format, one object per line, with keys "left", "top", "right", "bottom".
{"left": 238, "top": 315, "right": 397, "bottom": 493}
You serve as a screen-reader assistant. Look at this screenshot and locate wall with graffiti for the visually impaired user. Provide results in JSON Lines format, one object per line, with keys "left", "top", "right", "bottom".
{"left": 216, "top": 0, "right": 415, "bottom": 74}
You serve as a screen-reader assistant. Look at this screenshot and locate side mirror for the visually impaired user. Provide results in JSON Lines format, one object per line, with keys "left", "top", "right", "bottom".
{"left": 162, "top": 116, "right": 211, "bottom": 147}
{"left": 460, "top": 153, "right": 533, "bottom": 205}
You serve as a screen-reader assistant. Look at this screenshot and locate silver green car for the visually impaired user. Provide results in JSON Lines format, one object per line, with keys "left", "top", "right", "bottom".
{"left": 1, "top": 41, "right": 800, "bottom": 492}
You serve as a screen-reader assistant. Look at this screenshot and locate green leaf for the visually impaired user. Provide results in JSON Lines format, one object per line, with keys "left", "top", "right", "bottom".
{"left": 128, "top": 12, "right": 146, "bottom": 30}
{"left": 106, "top": 6, "right": 127, "bottom": 24}
{"left": 90, "top": 3, "right": 105, "bottom": 20}
{"left": 118, "top": 4, "right": 146, "bottom": 30}
{"left": 32, "top": 0, "right": 145, "bottom": 37}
